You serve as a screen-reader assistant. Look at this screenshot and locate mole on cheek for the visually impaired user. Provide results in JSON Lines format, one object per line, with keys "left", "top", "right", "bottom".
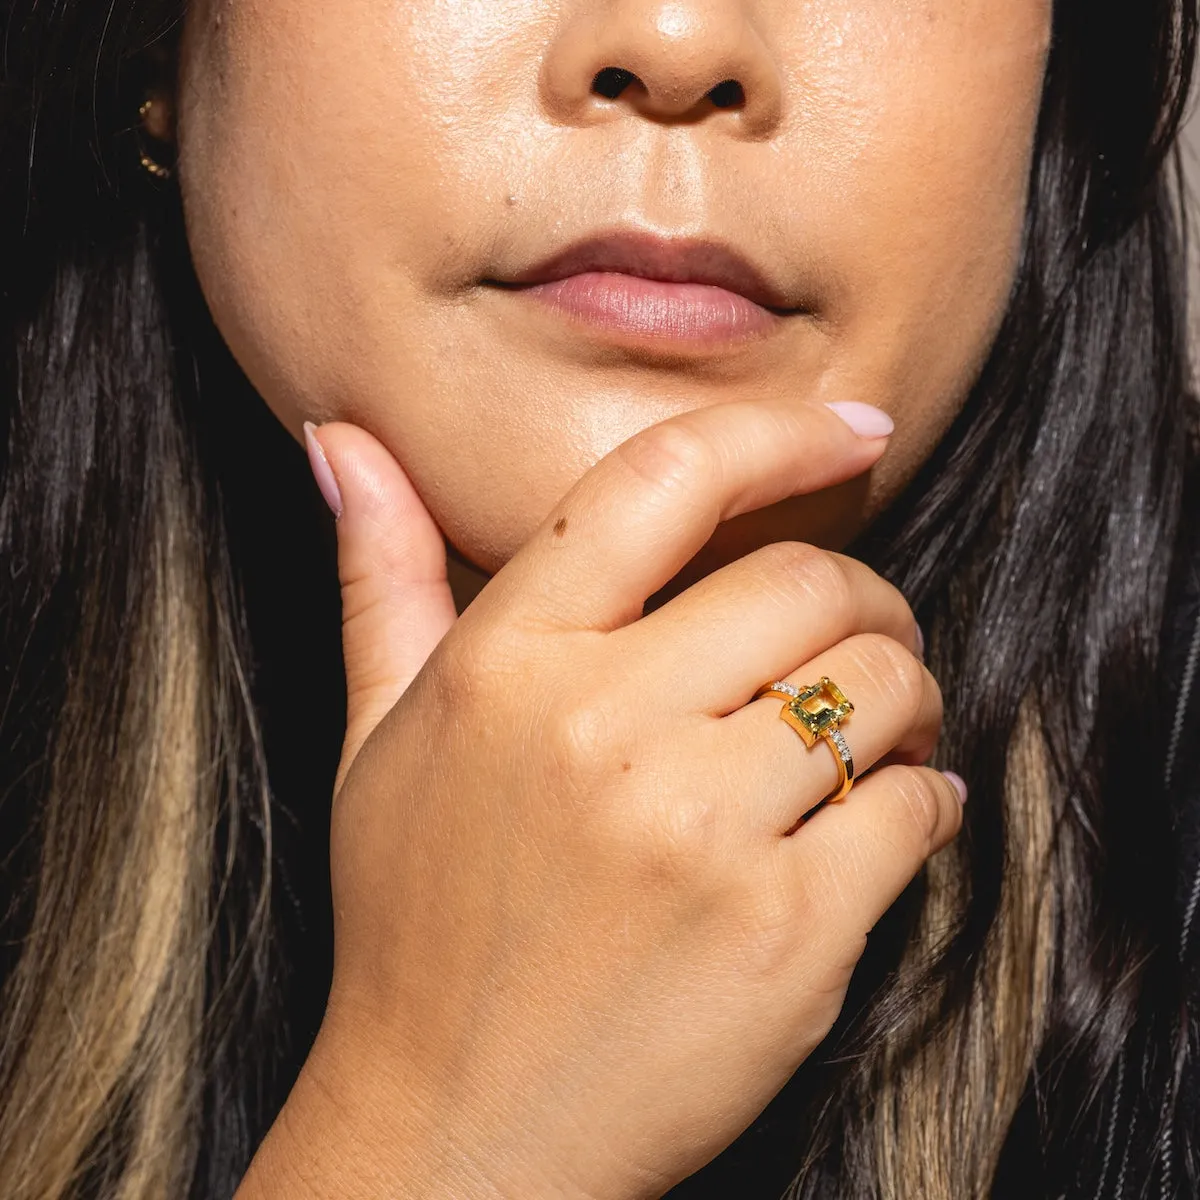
{"left": 553, "top": 517, "right": 568, "bottom": 537}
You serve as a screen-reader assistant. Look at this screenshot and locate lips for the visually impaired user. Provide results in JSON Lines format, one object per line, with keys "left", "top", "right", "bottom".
{"left": 501, "top": 231, "right": 801, "bottom": 313}
{"left": 489, "top": 231, "right": 806, "bottom": 345}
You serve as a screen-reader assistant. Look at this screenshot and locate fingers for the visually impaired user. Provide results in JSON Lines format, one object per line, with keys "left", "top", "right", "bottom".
{"left": 304, "top": 422, "right": 459, "bottom": 794}
{"left": 620, "top": 542, "right": 922, "bottom": 714}
{"left": 480, "top": 399, "right": 892, "bottom": 634}
{"left": 717, "top": 632, "right": 942, "bottom": 835}
{"left": 780, "top": 763, "right": 965, "bottom": 947}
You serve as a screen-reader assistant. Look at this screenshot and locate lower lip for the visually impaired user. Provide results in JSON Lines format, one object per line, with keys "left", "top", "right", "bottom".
{"left": 510, "top": 271, "right": 785, "bottom": 342}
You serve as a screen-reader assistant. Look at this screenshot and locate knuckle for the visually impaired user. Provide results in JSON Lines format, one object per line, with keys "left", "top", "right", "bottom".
{"left": 541, "top": 696, "right": 622, "bottom": 790}
{"left": 846, "top": 632, "right": 925, "bottom": 712}
{"left": 429, "top": 629, "right": 487, "bottom": 701}
{"left": 831, "top": 551, "right": 910, "bottom": 611}
{"left": 735, "top": 867, "right": 804, "bottom": 976}
{"left": 777, "top": 844, "right": 872, "bottom": 989}
{"left": 797, "top": 831, "right": 872, "bottom": 921}
{"left": 616, "top": 420, "right": 715, "bottom": 500}
{"left": 756, "top": 541, "right": 851, "bottom": 610}
{"left": 887, "top": 766, "right": 948, "bottom": 853}
{"left": 433, "top": 623, "right": 516, "bottom": 700}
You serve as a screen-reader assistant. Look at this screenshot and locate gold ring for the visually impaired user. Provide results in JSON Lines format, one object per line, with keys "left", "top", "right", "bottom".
{"left": 753, "top": 676, "right": 856, "bottom": 804}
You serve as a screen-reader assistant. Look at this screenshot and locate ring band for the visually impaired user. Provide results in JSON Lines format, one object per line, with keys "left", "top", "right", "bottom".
{"left": 753, "top": 677, "right": 856, "bottom": 804}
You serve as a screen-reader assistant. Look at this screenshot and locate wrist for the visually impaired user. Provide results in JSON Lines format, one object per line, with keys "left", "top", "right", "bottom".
{"left": 235, "top": 1015, "right": 455, "bottom": 1199}
{"left": 235, "top": 1001, "right": 599, "bottom": 1200}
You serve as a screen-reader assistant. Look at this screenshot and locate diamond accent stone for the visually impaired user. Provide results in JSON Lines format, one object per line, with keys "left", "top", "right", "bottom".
{"left": 767, "top": 680, "right": 801, "bottom": 699}
{"left": 827, "top": 728, "right": 853, "bottom": 764}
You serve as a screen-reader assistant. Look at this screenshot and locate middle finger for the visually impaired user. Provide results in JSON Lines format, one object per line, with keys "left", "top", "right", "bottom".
{"left": 618, "top": 541, "right": 923, "bottom": 716}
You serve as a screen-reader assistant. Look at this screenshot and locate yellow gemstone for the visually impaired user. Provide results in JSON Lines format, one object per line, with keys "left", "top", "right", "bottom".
{"left": 785, "top": 677, "right": 854, "bottom": 744}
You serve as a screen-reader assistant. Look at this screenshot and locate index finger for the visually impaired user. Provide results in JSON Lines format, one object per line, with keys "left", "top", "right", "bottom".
{"left": 481, "top": 397, "right": 892, "bottom": 633}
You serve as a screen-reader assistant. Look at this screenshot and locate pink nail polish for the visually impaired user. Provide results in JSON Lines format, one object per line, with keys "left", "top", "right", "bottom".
{"left": 304, "top": 422, "right": 343, "bottom": 519}
{"left": 824, "top": 401, "right": 895, "bottom": 439}
{"left": 942, "top": 771, "right": 968, "bottom": 804}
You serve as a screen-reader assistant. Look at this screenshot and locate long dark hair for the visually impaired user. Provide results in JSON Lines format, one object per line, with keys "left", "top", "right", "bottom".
{"left": 0, "top": 2, "right": 1197, "bottom": 1198}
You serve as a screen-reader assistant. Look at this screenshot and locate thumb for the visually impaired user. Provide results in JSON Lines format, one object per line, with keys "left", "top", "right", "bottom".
{"left": 304, "top": 421, "right": 458, "bottom": 790}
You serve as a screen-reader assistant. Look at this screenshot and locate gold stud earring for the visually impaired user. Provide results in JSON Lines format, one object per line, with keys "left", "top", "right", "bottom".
{"left": 137, "top": 98, "right": 173, "bottom": 180}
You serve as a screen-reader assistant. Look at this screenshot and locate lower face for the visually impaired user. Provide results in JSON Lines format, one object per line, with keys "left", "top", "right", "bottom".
{"left": 176, "top": 0, "right": 1051, "bottom": 603}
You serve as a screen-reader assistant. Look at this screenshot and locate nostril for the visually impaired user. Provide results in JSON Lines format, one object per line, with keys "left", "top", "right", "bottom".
{"left": 592, "top": 66, "right": 637, "bottom": 100}
{"left": 707, "top": 79, "right": 745, "bottom": 109}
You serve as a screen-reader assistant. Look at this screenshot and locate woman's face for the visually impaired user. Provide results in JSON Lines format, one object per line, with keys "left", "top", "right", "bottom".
{"left": 176, "top": 0, "right": 1051, "bottom": 596}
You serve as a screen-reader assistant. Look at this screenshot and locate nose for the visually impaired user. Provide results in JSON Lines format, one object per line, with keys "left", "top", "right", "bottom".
{"left": 540, "top": 1, "right": 785, "bottom": 138}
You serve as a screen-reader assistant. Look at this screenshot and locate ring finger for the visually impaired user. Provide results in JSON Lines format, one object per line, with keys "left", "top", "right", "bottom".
{"left": 716, "top": 631, "right": 944, "bottom": 837}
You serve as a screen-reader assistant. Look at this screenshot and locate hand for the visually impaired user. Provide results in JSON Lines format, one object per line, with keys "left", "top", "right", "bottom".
{"left": 252, "top": 397, "right": 963, "bottom": 1200}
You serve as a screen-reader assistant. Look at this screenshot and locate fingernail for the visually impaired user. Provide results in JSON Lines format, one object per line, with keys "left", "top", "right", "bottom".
{"left": 915, "top": 623, "right": 926, "bottom": 660}
{"left": 304, "top": 421, "right": 343, "bottom": 519}
{"left": 942, "top": 771, "right": 968, "bottom": 804}
{"left": 825, "top": 401, "right": 895, "bottom": 439}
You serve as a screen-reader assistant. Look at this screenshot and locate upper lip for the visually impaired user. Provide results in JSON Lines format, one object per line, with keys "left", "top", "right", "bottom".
{"left": 501, "top": 232, "right": 802, "bottom": 313}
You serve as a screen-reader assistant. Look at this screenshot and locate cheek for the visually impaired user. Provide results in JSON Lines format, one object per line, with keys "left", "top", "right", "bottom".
{"left": 845, "top": 47, "right": 1045, "bottom": 378}
{"left": 177, "top": 0, "right": 513, "bottom": 423}
{"left": 791, "top": 1, "right": 1050, "bottom": 502}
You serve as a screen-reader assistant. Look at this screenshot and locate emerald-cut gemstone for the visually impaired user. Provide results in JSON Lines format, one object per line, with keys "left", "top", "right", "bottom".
{"left": 782, "top": 677, "right": 853, "bottom": 746}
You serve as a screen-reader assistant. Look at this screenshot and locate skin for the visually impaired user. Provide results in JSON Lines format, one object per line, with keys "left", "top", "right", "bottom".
{"left": 172, "top": 0, "right": 1051, "bottom": 608}
{"left": 155, "top": 2, "right": 1054, "bottom": 1195}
